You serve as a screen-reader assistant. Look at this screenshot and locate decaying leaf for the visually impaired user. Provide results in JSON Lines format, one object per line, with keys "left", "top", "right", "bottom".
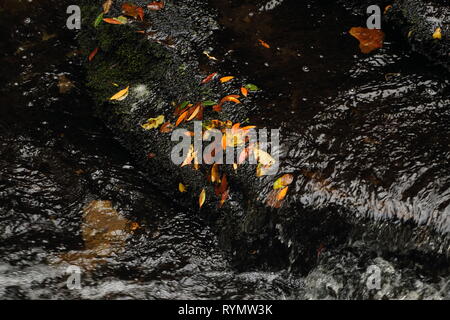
{"left": 122, "top": 3, "right": 144, "bottom": 20}
{"left": 110, "top": 86, "right": 129, "bottom": 101}
{"left": 258, "top": 39, "right": 270, "bottom": 48}
{"left": 349, "top": 27, "right": 385, "bottom": 54}
{"left": 433, "top": 27, "right": 442, "bottom": 40}
{"left": 147, "top": 1, "right": 165, "bottom": 11}
{"left": 253, "top": 147, "right": 276, "bottom": 167}
{"left": 179, "top": 183, "right": 187, "bottom": 193}
{"left": 160, "top": 121, "right": 174, "bottom": 133}
{"left": 88, "top": 47, "right": 99, "bottom": 62}
{"left": 220, "top": 76, "right": 234, "bottom": 83}
{"left": 199, "top": 188, "right": 206, "bottom": 208}
{"left": 273, "top": 174, "right": 294, "bottom": 189}
{"left": 103, "top": 0, "right": 113, "bottom": 14}
{"left": 201, "top": 72, "right": 217, "bottom": 84}
{"left": 141, "top": 115, "right": 165, "bottom": 130}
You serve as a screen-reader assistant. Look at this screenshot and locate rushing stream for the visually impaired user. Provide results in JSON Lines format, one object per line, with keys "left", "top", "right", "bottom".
{"left": 0, "top": 0, "right": 448, "bottom": 299}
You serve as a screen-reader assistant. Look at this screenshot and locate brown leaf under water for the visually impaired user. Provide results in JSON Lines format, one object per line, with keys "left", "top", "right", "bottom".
{"left": 349, "top": 27, "right": 385, "bottom": 54}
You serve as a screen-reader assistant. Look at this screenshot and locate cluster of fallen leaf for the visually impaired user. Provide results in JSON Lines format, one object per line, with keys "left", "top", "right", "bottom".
{"left": 91, "top": 0, "right": 293, "bottom": 209}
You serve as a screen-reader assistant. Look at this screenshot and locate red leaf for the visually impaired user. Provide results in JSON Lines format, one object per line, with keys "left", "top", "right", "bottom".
{"left": 201, "top": 72, "right": 217, "bottom": 84}
{"left": 147, "top": 1, "right": 164, "bottom": 10}
{"left": 88, "top": 47, "right": 99, "bottom": 62}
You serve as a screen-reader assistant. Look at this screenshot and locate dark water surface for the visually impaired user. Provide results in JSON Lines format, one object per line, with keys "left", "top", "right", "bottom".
{"left": 0, "top": 0, "right": 448, "bottom": 299}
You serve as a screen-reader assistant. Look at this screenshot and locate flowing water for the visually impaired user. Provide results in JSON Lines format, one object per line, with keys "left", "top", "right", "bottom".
{"left": 0, "top": 0, "right": 448, "bottom": 299}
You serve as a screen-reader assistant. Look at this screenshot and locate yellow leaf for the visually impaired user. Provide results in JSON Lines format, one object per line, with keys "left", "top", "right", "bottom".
{"left": 110, "top": 86, "right": 129, "bottom": 101}
{"left": 141, "top": 115, "right": 165, "bottom": 130}
{"left": 179, "top": 183, "right": 187, "bottom": 193}
{"left": 220, "top": 76, "right": 234, "bottom": 83}
{"left": 211, "top": 164, "right": 221, "bottom": 183}
{"left": 433, "top": 27, "right": 442, "bottom": 40}
{"left": 273, "top": 174, "right": 294, "bottom": 189}
{"left": 199, "top": 189, "right": 206, "bottom": 208}
{"left": 253, "top": 148, "right": 276, "bottom": 167}
{"left": 103, "top": 0, "right": 113, "bottom": 14}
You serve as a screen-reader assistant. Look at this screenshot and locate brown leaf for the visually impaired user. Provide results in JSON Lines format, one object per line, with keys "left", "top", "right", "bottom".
{"left": 88, "top": 47, "right": 99, "bottom": 62}
{"left": 147, "top": 1, "right": 165, "bottom": 10}
{"left": 159, "top": 121, "right": 174, "bottom": 133}
{"left": 349, "top": 27, "right": 385, "bottom": 54}
{"left": 122, "top": 3, "right": 144, "bottom": 20}
{"left": 201, "top": 72, "right": 217, "bottom": 84}
{"left": 176, "top": 110, "right": 188, "bottom": 126}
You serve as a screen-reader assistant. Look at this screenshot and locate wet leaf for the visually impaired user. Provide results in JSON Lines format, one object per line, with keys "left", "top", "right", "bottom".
{"left": 187, "top": 104, "right": 202, "bottom": 121}
{"left": 220, "top": 95, "right": 241, "bottom": 105}
{"left": 110, "top": 86, "right": 129, "bottom": 101}
{"left": 58, "top": 75, "right": 75, "bottom": 94}
{"left": 88, "top": 47, "right": 99, "bottom": 62}
{"left": 384, "top": 5, "right": 392, "bottom": 14}
{"left": 141, "top": 115, "right": 165, "bottom": 130}
{"left": 220, "top": 76, "right": 235, "bottom": 83}
{"left": 181, "top": 145, "right": 195, "bottom": 167}
{"left": 94, "top": 13, "right": 104, "bottom": 27}
{"left": 103, "top": 16, "right": 128, "bottom": 25}
{"left": 103, "top": 0, "right": 113, "bottom": 14}
{"left": 219, "top": 189, "right": 229, "bottom": 207}
{"left": 202, "top": 100, "right": 217, "bottom": 107}
{"left": 203, "top": 51, "right": 218, "bottom": 61}
{"left": 258, "top": 39, "right": 270, "bottom": 48}
{"left": 176, "top": 110, "right": 189, "bottom": 126}
{"left": 122, "top": 3, "right": 144, "bottom": 20}
{"left": 179, "top": 183, "right": 187, "bottom": 193}
{"left": 273, "top": 174, "right": 294, "bottom": 189}
{"left": 433, "top": 27, "right": 442, "bottom": 40}
{"left": 159, "top": 121, "right": 174, "bottom": 133}
{"left": 147, "top": 1, "right": 165, "bottom": 11}
{"left": 240, "top": 87, "right": 248, "bottom": 97}
{"left": 175, "top": 101, "right": 190, "bottom": 115}
{"left": 244, "top": 83, "right": 259, "bottom": 91}
{"left": 349, "top": 27, "right": 385, "bottom": 54}
{"left": 201, "top": 72, "right": 217, "bottom": 84}
{"left": 253, "top": 148, "right": 276, "bottom": 167}
{"left": 277, "top": 186, "right": 289, "bottom": 201}
{"left": 199, "top": 189, "right": 206, "bottom": 208}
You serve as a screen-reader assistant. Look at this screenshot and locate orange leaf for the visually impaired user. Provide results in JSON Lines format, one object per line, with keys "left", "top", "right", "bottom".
{"left": 258, "top": 39, "right": 270, "bottom": 48}
{"left": 220, "top": 76, "right": 234, "bottom": 83}
{"left": 219, "top": 189, "right": 229, "bottom": 207}
{"left": 199, "top": 189, "right": 206, "bottom": 208}
{"left": 240, "top": 87, "right": 248, "bottom": 97}
{"left": 103, "top": 18, "right": 124, "bottom": 25}
{"left": 88, "top": 47, "right": 99, "bottom": 62}
{"left": 147, "top": 1, "right": 164, "bottom": 10}
{"left": 277, "top": 186, "right": 289, "bottom": 201}
{"left": 212, "top": 104, "right": 222, "bottom": 112}
{"left": 220, "top": 95, "right": 241, "bottom": 105}
{"left": 222, "top": 134, "right": 227, "bottom": 150}
{"left": 211, "top": 164, "right": 221, "bottom": 183}
{"left": 201, "top": 72, "right": 217, "bottom": 84}
{"left": 176, "top": 110, "right": 188, "bottom": 126}
{"left": 349, "top": 27, "right": 385, "bottom": 54}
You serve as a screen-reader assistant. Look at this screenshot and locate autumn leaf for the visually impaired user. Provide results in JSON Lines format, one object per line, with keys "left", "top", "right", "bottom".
{"left": 179, "top": 183, "right": 187, "bottom": 193}
{"left": 433, "top": 27, "right": 442, "bottom": 40}
{"left": 58, "top": 75, "right": 74, "bottom": 94}
{"left": 277, "top": 186, "right": 289, "bottom": 201}
{"left": 176, "top": 110, "right": 189, "bottom": 126}
{"left": 220, "top": 95, "right": 241, "bottom": 105}
{"left": 220, "top": 76, "right": 234, "bottom": 83}
{"left": 273, "top": 174, "right": 294, "bottom": 189}
{"left": 349, "top": 27, "right": 385, "bottom": 54}
{"left": 384, "top": 5, "right": 392, "bottom": 14}
{"left": 122, "top": 3, "right": 144, "bottom": 21}
{"left": 159, "top": 121, "right": 174, "bottom": 133}
{"left": 199, "top": 189, "right": 206, "bottom": 208}
{"left": 253, "top": 147, "right": 276, "bottom": 167}
{"left": 147, "top": 1, "right": 165, "bottom": 11}
{"left": 240, "top": 87, "right": 248, "bottom": 97}
{"left": 258, "top": 39, "right": 270, "bottom": 48}
{"left": 103, "top": 16, "right": 128, "bottom": 25}
{"left": 103, "top": 0, "right": 113, "bottom": 14}
{"left": 141, "top": 115, "right": 165, "bottom": 130}
{"left": 181, "top": 145, "right": 195, "bottom": 167}
{"left": 202, "top": 100, "right": 217, "bottom": 107}
{"left": 201, "top": 72, "right": 217, "bottom": 84}
{"left": 187, "top": 104, "right": 202, "bottom": 121}
{"left": 88, "top": 47, "right": 99, "bottom": 62}
{"left": 110, "top": 86, "right": 129, "bottom": 101}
